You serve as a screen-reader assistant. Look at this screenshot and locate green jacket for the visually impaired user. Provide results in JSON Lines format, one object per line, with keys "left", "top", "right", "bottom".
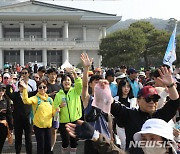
{"left": 53, "top": 77, "right": 82, "bottom": 123}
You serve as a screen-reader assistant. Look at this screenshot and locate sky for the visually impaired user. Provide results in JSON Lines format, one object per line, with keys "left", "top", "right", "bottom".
{"left": 2, "top": 0, "right": 180, "bottom": 21}
{"left": 40, "top": 0, "right": 180, "bottom": 21}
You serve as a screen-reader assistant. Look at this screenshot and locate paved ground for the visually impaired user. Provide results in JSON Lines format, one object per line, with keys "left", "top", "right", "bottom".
{"left": 2, "top": 133, "right": 84, "bottom": 154}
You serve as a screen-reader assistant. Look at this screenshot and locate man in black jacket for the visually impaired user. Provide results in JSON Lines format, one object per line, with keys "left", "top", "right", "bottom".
{"left": 111, "top": 66, "right": 179, "bottom": 154}
{"left": 6, "top": 82, "right": 36, "bottom": 154}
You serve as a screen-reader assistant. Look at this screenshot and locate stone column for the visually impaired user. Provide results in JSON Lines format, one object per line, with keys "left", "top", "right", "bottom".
{"left": 0, "top": 22, "right": 3, "bottom": 40}
{"left": 20, "top": 22, "right": 24, "bottom": 41}
{"left": 0, "top": 49, "right": 3, "bottom": 69}
{"left": 42, "top": 22, "right": 47, "bottom": 41}
{"left": 63, "top": 21, "right": 69, "bottom": 40}
{"left": 102, "top": 26, "right": 106, "bottom": 38}
{"left": 82, "top": 26, "right": 86, "bottom": 41}
{"left": 42, "top": 49, "right": 47, "bottom": 66}
{"left": 63, "top": 49, "right": 69, "bottom": 64}
{"left": 20, "top": 49, "right": 24, "bottom": 66}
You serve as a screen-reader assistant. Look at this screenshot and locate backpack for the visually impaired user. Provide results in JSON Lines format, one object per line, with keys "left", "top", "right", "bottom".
{"left": 29, "top": 96, "right": 52, "bottom": 124}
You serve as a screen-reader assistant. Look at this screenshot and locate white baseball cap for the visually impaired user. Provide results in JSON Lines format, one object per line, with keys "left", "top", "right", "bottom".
{"left": 3, "top": 73, "right": 10, "bottom": 78}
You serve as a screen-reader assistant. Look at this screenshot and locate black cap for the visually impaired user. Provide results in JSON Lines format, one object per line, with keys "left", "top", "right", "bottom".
{"left": 105, "top": 70, "right": 115, "bottom": 77}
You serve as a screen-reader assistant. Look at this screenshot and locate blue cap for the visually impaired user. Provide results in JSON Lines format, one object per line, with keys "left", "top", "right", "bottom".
{"left": 127, "top": 68, "right": 138, "bottom": 75}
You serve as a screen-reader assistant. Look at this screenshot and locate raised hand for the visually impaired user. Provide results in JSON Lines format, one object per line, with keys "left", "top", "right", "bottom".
{"left": 157, "top": 66, "right": 174, "bottom": 86}
{"left": 80, "top": 53, "right": 93, "bottom": 68}
{"left": 19, "top": 79, "right": 27, "bottom": 89}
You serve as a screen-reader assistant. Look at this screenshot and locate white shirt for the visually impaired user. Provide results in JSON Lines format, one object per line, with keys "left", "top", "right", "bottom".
{"left": 15, "top": 79, "right": 37, "bottom": 92}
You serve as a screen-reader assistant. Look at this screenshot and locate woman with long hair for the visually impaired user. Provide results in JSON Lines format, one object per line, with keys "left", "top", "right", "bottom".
{"left": 115, "top": 78, "right": 136, "bottom": 108}
{"left": 114, "top": 78, "right": 138, "bottom": 150}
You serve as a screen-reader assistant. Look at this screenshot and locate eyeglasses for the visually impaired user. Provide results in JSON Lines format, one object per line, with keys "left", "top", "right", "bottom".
{"left": 143, "top": 95, "right": 160, "bottom": 103}
{"left": 3, "top": 77, "right": 9, "bottom": 79}
{"left": 21, "top": 72, "right": 28, "bottom": 75}
{"left": 38, "top": 86, "right": 47, "bottom": 89}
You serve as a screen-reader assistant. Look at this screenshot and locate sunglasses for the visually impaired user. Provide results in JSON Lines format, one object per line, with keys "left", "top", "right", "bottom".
{"left": 144, "top": 95, "right": 160, "bottom": 103}
{"left": 38, "top": 86, "right": 47, "bottom": 89}
{"left": 21, "top": 72, "right": 28, "bottom": 75}
{"left": 3, "top": 77, "right": 9, "bottom": 79}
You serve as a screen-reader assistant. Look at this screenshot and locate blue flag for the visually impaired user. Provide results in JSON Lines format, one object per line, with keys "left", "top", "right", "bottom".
{"left": 163, "top": 23, "right": 177, "bottom": 70}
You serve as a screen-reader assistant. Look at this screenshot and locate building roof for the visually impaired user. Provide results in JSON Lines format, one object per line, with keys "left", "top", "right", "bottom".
{"left": 0, "top": 0, "right": 121, "bottom": 28}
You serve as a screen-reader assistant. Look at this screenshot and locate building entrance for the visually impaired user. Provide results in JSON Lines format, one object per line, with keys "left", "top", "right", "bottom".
{"left": 24, "top": 50, "right": 42, "bottom": 65}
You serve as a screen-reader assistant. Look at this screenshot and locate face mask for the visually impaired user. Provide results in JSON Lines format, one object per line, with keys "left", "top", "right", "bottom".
{"left": 142, "top": 147, "right": 167, "bottom": 154}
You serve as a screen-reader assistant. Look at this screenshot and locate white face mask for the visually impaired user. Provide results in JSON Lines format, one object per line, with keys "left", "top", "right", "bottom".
{"left": 142, "top": 147, "right": 167, "bottom": 154}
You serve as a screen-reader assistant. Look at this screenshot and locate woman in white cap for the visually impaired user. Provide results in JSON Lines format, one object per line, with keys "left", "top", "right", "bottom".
{"left": 133, "top": 118, "right": 177, "bottom": 154}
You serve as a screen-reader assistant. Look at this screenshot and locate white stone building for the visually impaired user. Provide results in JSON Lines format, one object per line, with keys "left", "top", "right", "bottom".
{"left": 0, "top": 0, "right": 121, "bottom": 69}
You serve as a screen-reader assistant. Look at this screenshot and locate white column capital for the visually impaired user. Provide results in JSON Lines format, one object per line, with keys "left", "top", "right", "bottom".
{"left": 42, "top": 22, "right": 47, "bottom": 25}
{"left": 64, "top": 21, "right": 69, "bottom": 25}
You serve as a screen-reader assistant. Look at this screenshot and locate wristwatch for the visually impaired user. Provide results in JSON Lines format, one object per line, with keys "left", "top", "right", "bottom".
{"left": 167, "top": 83, "right": 175, "bottom": 88}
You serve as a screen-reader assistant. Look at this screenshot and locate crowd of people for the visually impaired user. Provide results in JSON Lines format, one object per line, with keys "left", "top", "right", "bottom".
{"left": 0, "top": 53, "right": 180, "bottom": 154}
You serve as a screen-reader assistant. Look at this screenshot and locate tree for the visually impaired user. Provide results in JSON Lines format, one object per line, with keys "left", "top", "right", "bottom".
{"left": 175, "top": 34, "right": 180, "bottom": 66}
{"left": 99, "top": 21, "right": 170, "bottom": 68}
{"left": 165, "top": 18, "right": 180, "bottom": 34}
{"left": 99, "top": 28, "right": 146, "bottom": 67}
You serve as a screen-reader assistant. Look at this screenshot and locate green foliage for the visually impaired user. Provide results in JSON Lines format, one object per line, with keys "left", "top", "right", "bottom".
{"left": 175, "top": 34, "right": 180, "bottom": 66}
{"left": 99, "top": 21, "right": 171, "bottom": 68}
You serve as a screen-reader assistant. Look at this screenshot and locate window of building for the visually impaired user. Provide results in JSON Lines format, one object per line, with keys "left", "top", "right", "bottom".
{"left": 47, "top": 50, "right": 62, "bottom": 67}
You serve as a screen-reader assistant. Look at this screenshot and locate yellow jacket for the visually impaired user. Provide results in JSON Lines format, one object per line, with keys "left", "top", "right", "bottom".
{"left": 22, "top": 89, "right": 53, "bottom": 128}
